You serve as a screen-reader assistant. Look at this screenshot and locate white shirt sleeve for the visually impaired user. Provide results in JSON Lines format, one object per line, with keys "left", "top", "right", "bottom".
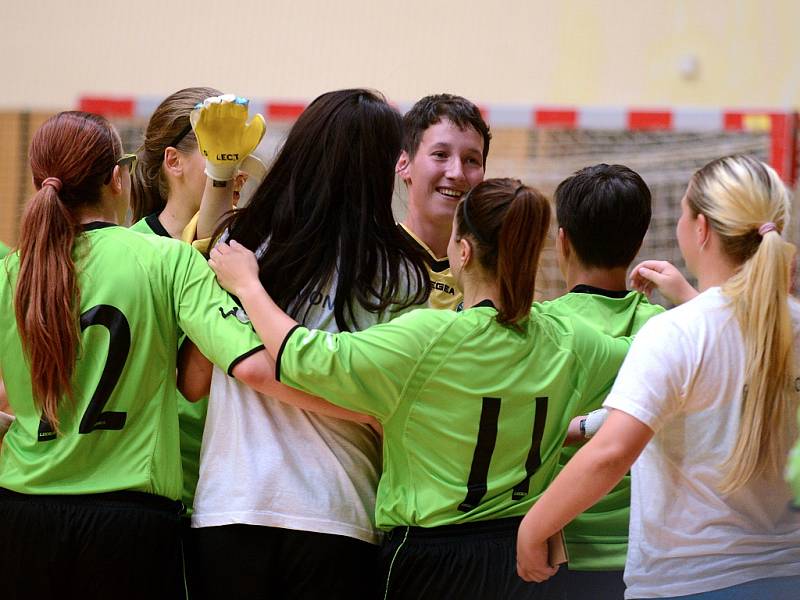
{"left": 603, "top": 313, "right": 692, "bottom": 433}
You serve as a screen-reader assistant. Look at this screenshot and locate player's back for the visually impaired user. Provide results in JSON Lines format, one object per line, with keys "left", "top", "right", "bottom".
{"left": 277, "top": 302, "right": 629, "bottom": 529}
{"left": 535, "top": 287, "right": 663, "bottom": 571}
{"left": 0, "top": 224, "right": 242, "bottom": 500}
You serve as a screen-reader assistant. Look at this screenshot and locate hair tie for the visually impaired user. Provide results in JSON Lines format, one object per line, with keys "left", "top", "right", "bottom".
{"left": 758, "top": 222, "right": 777, "bottom": 237}
{"left": 41, "top": 177, "right": 62, "bottom": 193}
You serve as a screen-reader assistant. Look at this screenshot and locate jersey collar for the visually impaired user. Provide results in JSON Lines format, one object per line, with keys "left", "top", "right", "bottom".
{"left": 569, "top": 284, "right": 629, "bottom": 299}
{"left": 397, "top": 223, "right": 450, "bottom": 273}
{"left": 471, "top": 299, "right": 496, "bottom": 309}
{"left": 144, "top": 212, "right": 172, "bottom": 238}
{"left": 81, "top": 221, "right": 117, "bottom": 232}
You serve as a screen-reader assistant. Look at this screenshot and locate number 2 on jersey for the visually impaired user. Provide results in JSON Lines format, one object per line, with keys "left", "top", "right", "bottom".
{"left": 458, "top": 396, "right": 548, "bottom": 512}
{"left": 38, "top": 305, "right": 131, "bottom": 441}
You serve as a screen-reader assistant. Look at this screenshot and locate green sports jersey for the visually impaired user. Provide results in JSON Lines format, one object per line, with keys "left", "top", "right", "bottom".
{"left": 789, "top": 411, "right": 800, "bottom": 508}
{"left": 537, "top": 286, "right": 664, "bottom": 570}
{"left": 276, "top": 300, "right": 629, "bottom": 530}
{"left": 131, "top": 213, "right": 208, "bottom": 512}
{"left": 0, "top": 223, "right": 263, "bottom": 499}
{"left": 0, "top": 241, "right": 9, "bottom": 258}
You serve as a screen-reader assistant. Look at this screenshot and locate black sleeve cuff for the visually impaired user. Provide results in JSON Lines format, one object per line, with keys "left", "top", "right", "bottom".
{"left": 275, "top": 324, "right": 302, "bottom": 383}
{"left": 227, "top": 344, "right": 265, "bottom": 377}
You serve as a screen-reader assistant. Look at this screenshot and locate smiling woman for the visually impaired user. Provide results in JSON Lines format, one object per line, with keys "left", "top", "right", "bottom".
{"left": 396, "top": 94, "right": 491, "bottom": 310}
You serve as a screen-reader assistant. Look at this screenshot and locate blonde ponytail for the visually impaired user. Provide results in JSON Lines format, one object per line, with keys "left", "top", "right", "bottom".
{"left": 686, "top": 155, "right": 796, "bottom": 493}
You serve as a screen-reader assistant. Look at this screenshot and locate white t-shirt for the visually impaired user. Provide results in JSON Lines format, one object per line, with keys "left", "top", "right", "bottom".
{"left": 604, "top": 287, "right": 800, "bottom": 598}
{"left": 192, "top": 278, "right": 416, "bottom": 544}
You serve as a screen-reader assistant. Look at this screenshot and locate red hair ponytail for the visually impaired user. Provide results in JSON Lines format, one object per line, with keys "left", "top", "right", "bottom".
{"left": 15, "top": 111, "right": 120, "bottom": 428}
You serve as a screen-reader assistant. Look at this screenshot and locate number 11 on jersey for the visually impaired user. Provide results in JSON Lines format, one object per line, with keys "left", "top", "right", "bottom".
{"left": 458, "top": 396, "right": 548, "bottom": 512}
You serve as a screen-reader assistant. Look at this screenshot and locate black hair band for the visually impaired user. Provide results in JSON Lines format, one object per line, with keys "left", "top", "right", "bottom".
{"left": 167, "top": 122, "right": 193, "bottom": 149}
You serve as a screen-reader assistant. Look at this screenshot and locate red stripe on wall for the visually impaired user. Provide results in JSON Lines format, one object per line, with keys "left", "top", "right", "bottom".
{"left": 266, "top": 103, "right": 306, "bottom": 120}
{"left": 628, "top": 111, "right": 672, "bottom": 130}
{"left": 723, "top": 112, "right": 745, "bottom": 130}
{"left": 534, "top": 109, "right": 577, "bottom": 128}
{"left": 78, "top": 97, "right": 135, "bottom": 117}
{"left": 769, "top": 113, "right": 799, "bottom": 185}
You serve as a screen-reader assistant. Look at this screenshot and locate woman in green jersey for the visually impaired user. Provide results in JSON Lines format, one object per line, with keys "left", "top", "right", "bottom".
{"left": 207, "top": 177, "right": 629, "bottom": 600}
{"left": 129, "top": 87, "right": 260, "bottom": 597}
{"left": 131, "top": 86, "right": 220, "bottom": 238}
{"left": 0, "top": 111, "right": 291, "bottom": 600}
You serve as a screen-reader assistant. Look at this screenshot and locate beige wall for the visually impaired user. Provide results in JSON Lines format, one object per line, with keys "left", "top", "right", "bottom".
{"left": 3, "top": 0, "right": 799, "bottom": 110}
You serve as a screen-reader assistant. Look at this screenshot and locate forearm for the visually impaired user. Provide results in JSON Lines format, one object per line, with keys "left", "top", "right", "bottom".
{"left": 267, "top": 381, "right": 378, "bottom": 428}
{"left": 196, "top": 178, "right": 233, "bottom": 240}
{"left": 232, "top": 351, "right": 377, "bottom": 428}
{"left": 563, "top": 415, "right": 584, "bottom": 446}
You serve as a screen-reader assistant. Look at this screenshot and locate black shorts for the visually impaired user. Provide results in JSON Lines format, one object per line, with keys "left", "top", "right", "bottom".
{"left": 191, "top": 523, "right": 381, "bottom": 600}
{"left": 0, "top": 487, "right": 184, "bottom": 600}
{"left": 381, "top": 517, "right": 560, "bottom": 600}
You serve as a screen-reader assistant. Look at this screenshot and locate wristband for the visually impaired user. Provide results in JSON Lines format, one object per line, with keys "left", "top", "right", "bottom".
{"left": 583, "top": 408, "right": 608, "bottom": 439}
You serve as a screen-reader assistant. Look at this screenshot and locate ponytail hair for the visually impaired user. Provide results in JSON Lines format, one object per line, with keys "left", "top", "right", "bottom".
{"left": 16, "top": 111, "right": 121, "bottom": 429}
{"left": 686, "top": 154, "right": 796, "bottom": 492}
{"left": 455, "top": 178, "right": 551, "bottom": 326}
{"left": 131, "top": 86, "right": 221, "bottom": 222}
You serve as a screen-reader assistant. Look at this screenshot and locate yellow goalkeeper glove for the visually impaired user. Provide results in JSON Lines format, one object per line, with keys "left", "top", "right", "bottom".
{"left": 190, "top": 94, "right": 266, "bottom": 181}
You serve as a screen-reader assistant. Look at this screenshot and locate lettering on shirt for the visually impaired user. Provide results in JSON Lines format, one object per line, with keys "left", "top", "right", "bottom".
{"left": 431, "top": 281, "right": 455, "bottom": 296}
{"left": 308, "top": 291, "right": 335, "bottom": 311}
{"left": 219, "top": 306, "right": 251, "bottom": 324}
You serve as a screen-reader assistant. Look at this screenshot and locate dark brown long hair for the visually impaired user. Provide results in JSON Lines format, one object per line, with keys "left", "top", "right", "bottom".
{"left": 16, "top": 111, "right": 120, "bottom": 428}
{"left": 216, "top": 88, "right": 429, "bottom": 331}
{"left": 455, "top": 178, "right": 551, "bottom": 326}
{"left": 130, "top": 86, "right": 221, "bottom": 221}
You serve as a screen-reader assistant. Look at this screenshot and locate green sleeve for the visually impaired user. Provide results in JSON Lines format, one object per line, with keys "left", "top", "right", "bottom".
{"left": 789, "top": 409, "right": 800, "bottom": 507}
{"left": 276, "top": 309, "right": 437, "bottom": 421}
{"left": 171, "top": 245, "right": 264, "bottom": 373}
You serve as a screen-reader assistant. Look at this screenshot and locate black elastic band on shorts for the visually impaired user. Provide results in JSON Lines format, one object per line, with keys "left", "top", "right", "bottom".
{"left": 389, "top": 516, "right": 523, "bottom": 542}
{"left": 0, "top": 487, "right": 183, "bottom": 514}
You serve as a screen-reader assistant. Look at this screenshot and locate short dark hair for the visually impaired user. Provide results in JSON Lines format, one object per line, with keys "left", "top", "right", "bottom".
{"left": 555, "top": 164, "right": 651, "bottom": 269}
{"left": 402, "top": 94, "right": 491, "bottom": 164}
